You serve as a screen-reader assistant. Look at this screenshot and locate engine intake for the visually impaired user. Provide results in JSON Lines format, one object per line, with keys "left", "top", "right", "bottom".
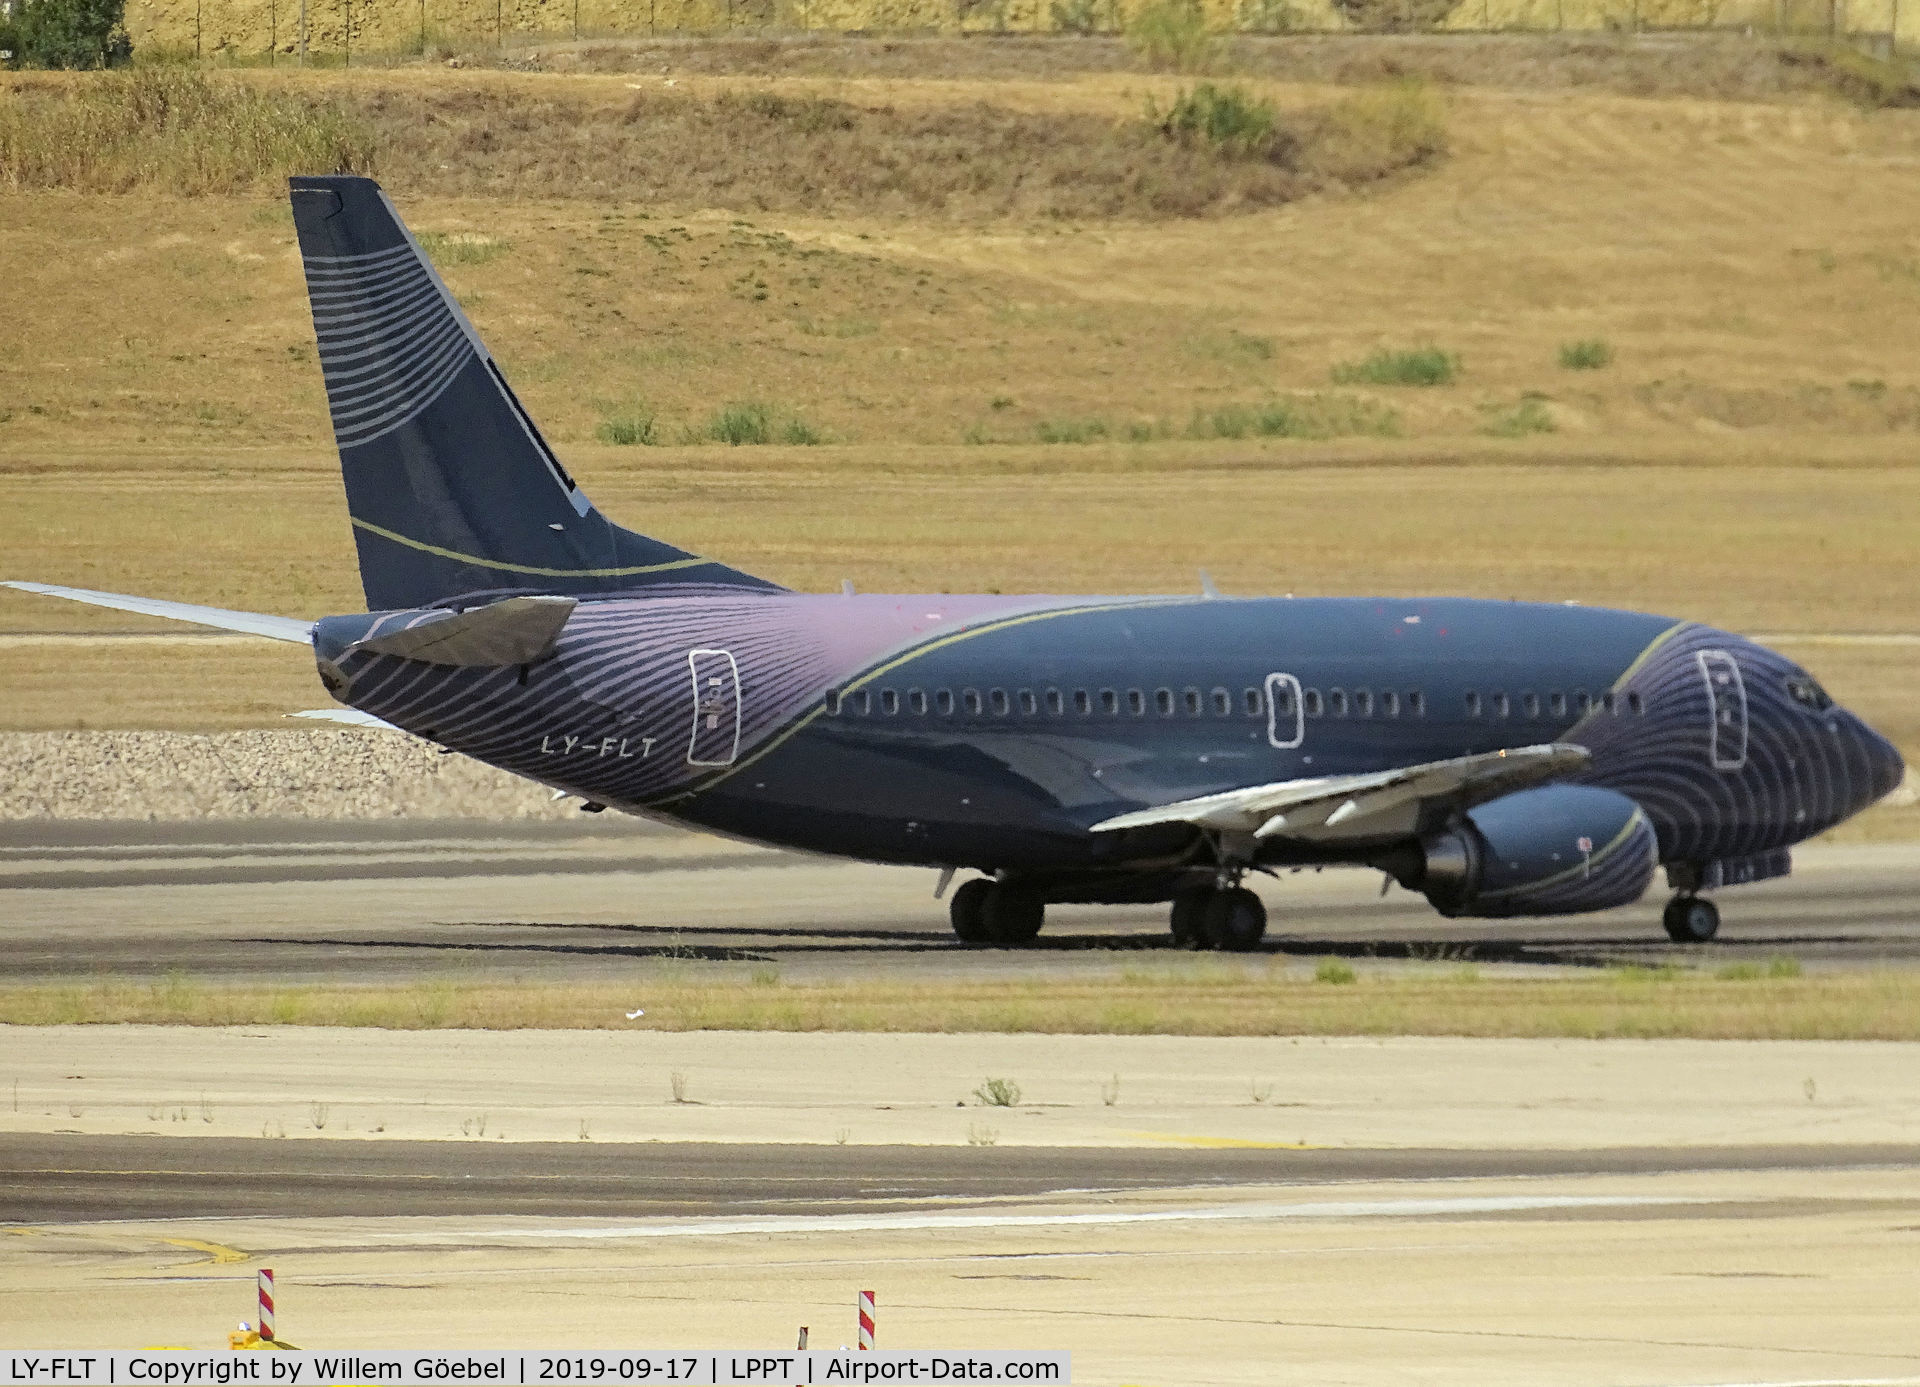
{"left": 1389, "top": 784, "right": 1657, "bottom": 918}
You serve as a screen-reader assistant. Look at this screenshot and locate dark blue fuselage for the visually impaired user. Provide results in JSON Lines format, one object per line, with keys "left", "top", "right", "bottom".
{"left": 317, "top": 591, "right": 1903, "bottom": 895}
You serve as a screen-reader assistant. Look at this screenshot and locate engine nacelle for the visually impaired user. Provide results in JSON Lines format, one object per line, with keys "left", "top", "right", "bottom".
{"left": 1395, "top": 784, "right": 1657, "bottom": 919}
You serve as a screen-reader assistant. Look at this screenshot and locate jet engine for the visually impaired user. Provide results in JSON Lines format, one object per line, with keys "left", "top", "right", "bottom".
{"left": 1385, "top": 784, "right": 1657, "bottom": 918}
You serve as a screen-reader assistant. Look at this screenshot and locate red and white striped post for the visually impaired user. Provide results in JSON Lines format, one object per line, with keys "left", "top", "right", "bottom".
{"left": 258, "top": 1268, "right": 276, "bottom": 1342}
{"left": 857, "top": 1291, "right": 874, "bottom": 1351}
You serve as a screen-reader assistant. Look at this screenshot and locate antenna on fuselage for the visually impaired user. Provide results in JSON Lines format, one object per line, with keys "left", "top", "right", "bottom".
{"left": 841, "top": 579, "right": 856, "bottom": 597}
{"left": 1199, "top": 570, "right": 1222, "bottom": 599}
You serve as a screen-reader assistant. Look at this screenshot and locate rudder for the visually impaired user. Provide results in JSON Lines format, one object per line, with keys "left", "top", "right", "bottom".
{"left": 289, "top": 175, "right": 778, "bottom": 610}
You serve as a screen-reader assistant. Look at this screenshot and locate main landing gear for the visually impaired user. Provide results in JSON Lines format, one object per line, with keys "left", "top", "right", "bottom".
{"left": 949, "top": 877, "right": 1045, "bottom": 949}
{"left": 1169, "top": 882, "right": 1267, "bottom": 952}
{"left": 1662, "top": 894, "right": 1720, "bottom": 943}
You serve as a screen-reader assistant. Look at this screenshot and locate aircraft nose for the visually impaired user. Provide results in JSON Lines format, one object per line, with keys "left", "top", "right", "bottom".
{"left": 1860, "top": 719, "right": 1906, "bottom": 805}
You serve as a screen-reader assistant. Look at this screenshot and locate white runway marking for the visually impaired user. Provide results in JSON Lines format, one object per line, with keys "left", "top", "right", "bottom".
{"left": 459, "top": 1192, "right": 1723, "bottom": 1242}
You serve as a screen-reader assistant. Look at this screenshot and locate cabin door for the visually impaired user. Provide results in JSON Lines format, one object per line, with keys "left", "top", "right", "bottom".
{"left": 686, "top": 648, "right": 742, "bottom": 767}
{"left": 1264, "top": 672, "right": 1304, "bottom": 749}
{"left": 1696, "top": 650, "right": 1747, "bottom": 772}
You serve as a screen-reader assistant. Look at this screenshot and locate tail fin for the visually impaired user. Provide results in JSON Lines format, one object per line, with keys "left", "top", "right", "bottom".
{"left": 288, "top": 175, "right": 779, "bottom": 610}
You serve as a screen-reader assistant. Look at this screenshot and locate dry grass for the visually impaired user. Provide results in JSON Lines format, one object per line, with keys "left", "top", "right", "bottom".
{"left": 2, "top": 968, "right": 1917, "bottom": 1038}
{"left": 0, "top": 70, "right": 1443, "bottom": 215}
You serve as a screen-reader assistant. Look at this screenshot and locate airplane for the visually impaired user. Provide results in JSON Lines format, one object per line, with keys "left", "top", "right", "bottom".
{"left": 7, "top": 176, "right": 1905, "bottom": 951}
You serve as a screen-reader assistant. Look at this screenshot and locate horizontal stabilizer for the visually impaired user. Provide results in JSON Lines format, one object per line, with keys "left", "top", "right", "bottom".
{"left": 349, "top": 595, "right": 576, "bottom": 666}
{"left": 2, "top": 581, "right": 314, "bottom": 644}
{"left": 1093, "top": 743, "right": 1591, "bottom": 844}
{"left": 289, "top": 708, "right": 405, "bottom": 732}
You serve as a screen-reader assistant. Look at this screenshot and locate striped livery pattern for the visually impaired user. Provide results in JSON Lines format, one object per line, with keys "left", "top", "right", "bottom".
{"left": 303, "top": 242, "right": 475, "bottom": 451}
{"left": 1577, "top": 622, "right": 1879, "bottom": 863}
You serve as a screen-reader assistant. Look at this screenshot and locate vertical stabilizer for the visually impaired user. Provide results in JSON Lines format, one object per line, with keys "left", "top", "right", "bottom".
{"left": 289, "top": 175, "right": 778, "bottom": 610}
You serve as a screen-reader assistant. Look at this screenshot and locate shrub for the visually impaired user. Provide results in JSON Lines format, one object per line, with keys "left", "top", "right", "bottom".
{"left": 416, "top": 231, "right": 509, "bottom": 267}
{"left": 1304, "top": 80, "right": 1448, "bottom": 183}
{"left": 1050, "top": 0, "right": 1102, "bottom": 32}
{"left": 692, "top": 401, "right": 821, "bottom": 446}
{"left": 1125, "top": 0, "right": 1213, "bottom": 72}
{"left": 1483, "top": 396, "right": 1555, "bottom": 437}
{"left": 1036, "top": 417, "right": 1109, "bottom": 444}
{"left": 1149, "top": 83, "right": 1281, "bottom": 160}
{"left": 596, "top": 409, "right": 658, "bottom": 446}
{"left": 973, "top": 1077, "right": 1022, "bottom": 1107}
{"left": 1332, "top": 345, "right": 1458, "bottom": 387}
{"left": 1558, "top": 338, "right": 1613, "bottom": 370}
{"left": 1, "top": 0, "right": 130, "bottom": 69}
{"left": 1314, "top": 958, "right": 1357, "bottom": 985}
{"left": 1328, "top": 0, "right": 1457, "bottom": 29}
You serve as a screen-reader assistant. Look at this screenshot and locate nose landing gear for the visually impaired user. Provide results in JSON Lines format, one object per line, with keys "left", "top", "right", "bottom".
{"left": 1662, "top": 894, "right": 1720, "bottom": 942}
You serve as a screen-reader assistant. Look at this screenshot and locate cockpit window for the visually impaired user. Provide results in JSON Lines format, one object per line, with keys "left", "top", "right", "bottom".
{"left": 1786, "top": 674, "right": 1833, "bottom": 712}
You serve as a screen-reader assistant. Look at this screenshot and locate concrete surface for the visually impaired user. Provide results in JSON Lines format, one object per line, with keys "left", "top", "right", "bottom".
{"left": 5, "top": 1027, "right": 1919, "bottom": 1149}
{"left": 5, "top": 822, "right": 1920, "bottom": 984}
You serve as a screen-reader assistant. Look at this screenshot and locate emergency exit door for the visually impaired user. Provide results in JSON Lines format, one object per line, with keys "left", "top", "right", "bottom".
{"left": 687, "top": 649, "right": 742, "bottom": 767}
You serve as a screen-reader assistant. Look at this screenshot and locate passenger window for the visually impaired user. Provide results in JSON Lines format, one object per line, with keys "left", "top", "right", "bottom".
{"left": 1211, "top": 688, "right": 1232, "bottom": 716}
{"left": 1100, "top": 688, "right": 1119, "bottom": 715}
{"left": 881, "top": 689, "right": 899, "bottom": 715}
{"left": 1329, "top": 688, "right": 1348, "bottom": 717}
{"left": 1127, "top": 689, "right": 1145, "bottom": 715}
{"left": 1382, "top": 690, "right": 1399, "bottom": 717}
{"left": 1272, "top": 683, "right": 1295, "bottom": 716}
{"left": 1602, "top": 691, "right": 1618, "bottom": 714}
{"left": 1074, "top": 689, "right": 1091, "bottom": 715}
{"left": 1045, "top": 688, "right": 1063, "bottom": 715}
{"left": 1019, "top": 689, "right": 1037, "bottom": 716}
{"left": 1184, "top": 688, "right": 1203, "bottom": 716}
{"left": 1575, "top": 691, "right": 1591, "bottom": 713}
{"left": 853, "top": 690, "right": 871, "bottom": 716}
{"left": 909, "top": 688, "right": 927, "bottom": 715}
{"left": 1522, "top": 691, "right": 1540, "bottom": 718}
{"left": 1627, "top": 691, "right": 1645, "bottom": 715}
{"left": 1244, "top": 688, "right": 1262, "bottom": 716}
{"left": 963, "top": 689, "right": 982, "bottom": 715}
{"left": 1156, "top": 688, "right": 1175, "bottom": 716}
{"left": 1465, "top": 691, "right": 1482, "bottom": 718}
{"left": 936, "top": 689, "right": 954, "bottom": 715}
{"left": 1492, "top": 692, "right": 1509, "bottom": 719}
{"left": 1409, "top": 690, "right": 1425, "bottom": 716}
{"left": 1353, "top": 689, "right": 1372, "bottom": 718}
{"left": 1304, "top": 689, "right": 1324, "bottom": 717}
{"left": 989, "top": 689, "right": 1008, "bottom": 716}
{"left": 826, "top": 689, "right": 842, "bottom": 715}
{"left": 1549, "top": 692, "right": 1567, "bottom": 717}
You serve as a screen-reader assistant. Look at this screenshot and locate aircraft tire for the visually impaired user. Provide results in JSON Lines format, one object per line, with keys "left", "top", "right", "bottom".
{"left": 949, "top": 878, "right": 994, "bottom": 945}
{"left": 1662, "top": 894, "right": 1720, "bottom": 943}
{"left": 1169, "top": 888, "right": 1210, "bottom": 950}
{"left": 1203, "top": 887, "right": 1267, "bottom": 952}
{"left": 985, "top": 885, "right": 1045, "bottom": 948}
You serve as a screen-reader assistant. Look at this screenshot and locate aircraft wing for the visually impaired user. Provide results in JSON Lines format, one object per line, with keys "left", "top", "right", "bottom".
{"left": 1091, "top": 743, "right": 1591, "bottom": 844}
{"left": 2, "top": 581, "right": 314, "bottom": 644}
{"left": 289, "top": 708, "right": 405, "bottom": 731}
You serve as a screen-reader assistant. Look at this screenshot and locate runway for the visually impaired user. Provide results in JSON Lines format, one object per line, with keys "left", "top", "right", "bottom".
{"left": 2, "top": 819, "right": 1919, "bottom": 984}
{"left": 8, "top": 1133, "right": 1914, "bottom": 1223}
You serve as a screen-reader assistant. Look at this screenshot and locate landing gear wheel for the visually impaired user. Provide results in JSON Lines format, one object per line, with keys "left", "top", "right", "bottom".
{"left": 1203, "top": 886, "right": 1268, "bottom": 953}
{"left": 949, "top": 878, "right": 993, "bottom": 945}
{"left": 984, "top": 885, "right": 1045, "bottom": 948}
{"left": 1169, "top": 888, "right": 1210, "bottom": 950}
{"left": 1663, "top": 894, "right": 1720, "bottom": 943}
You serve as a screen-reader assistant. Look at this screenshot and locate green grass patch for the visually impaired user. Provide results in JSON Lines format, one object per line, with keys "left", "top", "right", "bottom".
{"left": 1558, "top": 338, "right": 1613, "bottom": 370}
{"left": 1148, "top": 83, "right": 1281, "bottom": 159}
{"left": 1332, "top": 345, "right": 1459, "bottom": 387}
{"left": 595, "top": 407, "right": 659, "bottom": 447}
{"left": 689, "top": 401, "right": 823, "bottom": 446}
{"left": 1191, "top": 394, "right": 1400, "bottom": 441}
{"left": 1314, "top": 958, "right": 1357, "bottom": 985}
{"left": 1483, "top": 395, "right": 1556, "bottom": 437}
{"left": 416, "top": 231, "right": 510, "bottom": 267}
{"left": 1036, "top": 417, "right": 1111, "bottom": 444}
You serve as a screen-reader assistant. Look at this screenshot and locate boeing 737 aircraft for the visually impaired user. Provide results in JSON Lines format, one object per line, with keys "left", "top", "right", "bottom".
{"left": 8, "top": 176, "right": 1904, "bottom": 950}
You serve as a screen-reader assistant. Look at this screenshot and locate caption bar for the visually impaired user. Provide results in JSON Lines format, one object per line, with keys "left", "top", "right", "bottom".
{"left": 4, "top": 1355, "right": 1069, "bottom": 1386}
